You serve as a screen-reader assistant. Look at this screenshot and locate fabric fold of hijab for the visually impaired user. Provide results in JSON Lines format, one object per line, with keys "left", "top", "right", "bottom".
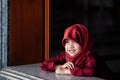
{"left": 62, "top": 24, "right": 94, "bottom": 66}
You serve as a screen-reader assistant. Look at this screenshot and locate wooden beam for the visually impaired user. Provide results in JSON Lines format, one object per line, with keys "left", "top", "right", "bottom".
{"left": 45, "top": 0, "right": 50, "bottom": 60}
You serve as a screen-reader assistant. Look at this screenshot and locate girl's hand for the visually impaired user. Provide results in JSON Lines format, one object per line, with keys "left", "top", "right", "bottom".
{"left": 55, "top": 65, "right": 71, "bottom": 74}
{"left": 55, "top": 62, "right": 74, "bottom": 74}
{"left": 62, "top": 62, "right": 74, "bottom": 69}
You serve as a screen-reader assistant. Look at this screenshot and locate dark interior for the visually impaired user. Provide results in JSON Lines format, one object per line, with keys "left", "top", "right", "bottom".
{"left": 51, "top": 0, "right": 120, "bottom": 79}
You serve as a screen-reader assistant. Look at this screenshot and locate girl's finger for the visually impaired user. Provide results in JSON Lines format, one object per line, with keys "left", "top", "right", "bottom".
{"left": 67, "top": 62, "right": 74, "bottom": 69}
{"left": 63, "top": 63, "right": 71, "bottom": 69}
{"left": 65, "top": 63, "right": 72, "bottom": 69}
{"left": 65, "top": 62, "right": 74, "bottom": 69}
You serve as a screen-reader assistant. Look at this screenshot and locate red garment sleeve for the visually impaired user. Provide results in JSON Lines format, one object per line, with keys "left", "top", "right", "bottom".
{"left": 70, "top": 56, "right": 96, "bottom": 76}
{"left": 40, "top": 52, "right": 66, "bottom": 71}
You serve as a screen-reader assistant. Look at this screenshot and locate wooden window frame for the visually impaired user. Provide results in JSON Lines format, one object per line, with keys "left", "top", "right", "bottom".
{"left": 0, "top": 0, "right": 50, "bottom": 68}
{"left": 45, "top": 0, "right": 50, "bottom": 60}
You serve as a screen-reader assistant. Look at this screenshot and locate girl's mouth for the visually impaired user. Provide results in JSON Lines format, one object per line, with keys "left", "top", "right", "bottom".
{"left": 69, "top": 50, "right": 75, "bottom": 53}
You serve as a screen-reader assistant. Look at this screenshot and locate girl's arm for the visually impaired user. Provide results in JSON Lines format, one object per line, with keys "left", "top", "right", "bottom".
{"left": 40, "top": 52, "right": 66, "bottom": 71}
{"left": 54, "top": 56, "right": 95, "bottom": 76}
{"left": 70, "top": 56, "right": 95, "bottom": 76}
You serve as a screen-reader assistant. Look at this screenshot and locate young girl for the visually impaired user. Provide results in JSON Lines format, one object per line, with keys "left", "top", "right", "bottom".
{"left": 40, "top": 24, "right": 112, "bottom": 79}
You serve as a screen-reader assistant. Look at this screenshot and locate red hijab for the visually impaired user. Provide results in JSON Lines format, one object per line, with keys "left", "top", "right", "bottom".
{"left": 62, "top": 24, "right": 94, "bottom": 65}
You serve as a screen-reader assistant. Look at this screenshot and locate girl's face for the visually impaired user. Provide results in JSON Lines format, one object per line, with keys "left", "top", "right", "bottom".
{"left": 65, "top": 40, "right": 81, "bottom": 56}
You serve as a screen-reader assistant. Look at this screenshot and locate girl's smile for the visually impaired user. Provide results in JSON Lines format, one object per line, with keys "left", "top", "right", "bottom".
{"left": 68, "top": 49, "right": 76, "bottom": 53}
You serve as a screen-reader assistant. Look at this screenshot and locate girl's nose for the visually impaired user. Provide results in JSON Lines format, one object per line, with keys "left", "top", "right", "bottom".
{"left": 70, "top": 42, "right": 74, "bottom": 48}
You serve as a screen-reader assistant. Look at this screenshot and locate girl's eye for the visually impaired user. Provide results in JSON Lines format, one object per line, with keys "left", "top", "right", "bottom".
{"left": 65, "top": 40, "right": 69, "bottom": 43}
{"left": 66, "top": 42, "right": 70, "bottom": 44}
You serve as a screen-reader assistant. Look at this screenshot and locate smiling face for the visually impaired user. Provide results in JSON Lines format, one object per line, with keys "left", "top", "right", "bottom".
{"left": 65, "top": 39, "right": 81, "bottom": 56}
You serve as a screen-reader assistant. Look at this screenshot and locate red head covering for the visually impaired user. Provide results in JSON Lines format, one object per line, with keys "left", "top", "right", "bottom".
{"left": 62, "top": 24, "right": 94, "bottom": 65}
